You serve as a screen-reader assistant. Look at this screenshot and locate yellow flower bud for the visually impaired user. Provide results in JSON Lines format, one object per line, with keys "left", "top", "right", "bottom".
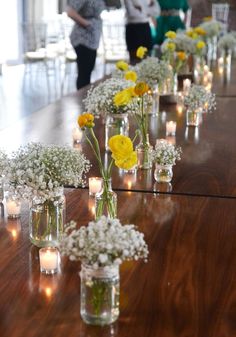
{"left": 165, "top": 31, "right": 176, "bottom": 39}
{"left": 124, "top": 70, "right": 137, "bottom": 82}
{"left": 116, "top": 60, "right": 129, "bottom": 71}
{"left": 136, "top": 46, "right": 148, "bottom": 59}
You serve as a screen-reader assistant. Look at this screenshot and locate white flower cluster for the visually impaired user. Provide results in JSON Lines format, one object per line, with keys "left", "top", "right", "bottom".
{"left": 151, "top": 139, "right": 182, "bottom": 166}
{"left": 184, "top": 84, "right": 216, "bottom": 111}
{"left": 135, "top": 57, "right": 173, "bottom": 89}
{"left": 4, "top": 143, "right": 90, "bottom": 203}
{"left": 83, "top": 78, "right": 139, "bottom": 115}
{"left": 0, "top": 150, "right": 8, "bottom": 176}
{"left": 60, "top": 216, "right": 149, "bottom": 268}
{"left": 218, "top": 33, "right": 236, "bottom": 51}
{"left": 199, "top": 20, "right": 222, "bottom": 38}
{"left": 172, "top": 33, "right": 196, "bottom": 54}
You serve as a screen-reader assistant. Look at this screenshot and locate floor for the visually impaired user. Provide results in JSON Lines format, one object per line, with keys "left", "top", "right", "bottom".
{"left": 0, "top": 56, "right": 114, "bottom": 131}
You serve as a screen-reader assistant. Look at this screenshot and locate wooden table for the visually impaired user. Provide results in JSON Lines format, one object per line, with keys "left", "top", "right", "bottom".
{"left": 1, "top": 62, "right": 236, "bottom": 337}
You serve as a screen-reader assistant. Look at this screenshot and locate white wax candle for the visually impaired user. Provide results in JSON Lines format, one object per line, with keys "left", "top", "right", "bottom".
{"left": 72, "top": 127, "right": 83, "bottom": 143}
{"left": 166, "top": 121, "right": 177, "bottom": 136}
{"left": 89, "top": 177, "right": 103, "bottom": 196}
{"left": 39, "top": 248, "right": 59, "bottom": 274}
{"left": 183, "top": 79, "right": 191, "bottom": 94}
{"left": 203, "top": 65, "right": 209, "bottom": 74}
{"left": 6, "top": 199, "right": 21, "bottom": 218}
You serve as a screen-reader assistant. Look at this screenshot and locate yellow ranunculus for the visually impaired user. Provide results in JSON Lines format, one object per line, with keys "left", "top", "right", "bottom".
{"left": 134, "top": 82, "right": 149, "bottom": 96}
{"left": 113, "top": 88, "right": 133, "bottom": 107}
{"left": 196, "top": 40, "right": 206, "bottom": 49}
{"left": 78, "top": 113, "right": 94, "bottom": 128}
{"left": 116, "top": 60, "right": 129, "bottom": 71}
{"left": 194, "top": 27, "right": 206, "bottom": 36}
{"left": 114, "top": 151, "right": 137, "bottom": 170}
{"left": 186, "top": 30, "right": 198, "bottom": 39}
{"left": 109, "top": 135, "right": 133, "bottom": 159}
{"left": 165, "top": 31, "right": 176, "bottom": 39}
{"left": 176, "top": 51, "right": 187, "bottom": 61}
{"left": 166, "top": 42, "right": 176, "bottom": 52}
{"left": 136, "top": 46, "right": 148, "bottom": 59}
{"left": 124, "top": 70, "right": 137, "bottom": 82}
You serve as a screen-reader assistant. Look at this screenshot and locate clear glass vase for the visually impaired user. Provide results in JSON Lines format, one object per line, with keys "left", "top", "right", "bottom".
{"left": 105, "top": 113, "right": 129, "bottom": 151}
{"left": 154, "top": 164, "right": 173, "bottom": 183}
{"left": 136, "top": 134, "right": 153, "bottom": 170}
{"left": 80, "top": 264, "right": 120, "bottom": 326}
{"left": 207, "top": 36, "right": 217, "bottom": 63}
{"left": 193, "top": 56, "right": 205, "bottom": 84}
{"left": 95, "top": 179, "right": 117, "bottom": 220}
{"left": 29, "top": 189, "right": 65, "bottom": 247}
{"left": 0, "top": 177, "right": 4, "bottom": 203}
{"left": 186, "top": 108, "right": 201, "bottom": 127}
{"left": 148, "top": 84, "right": 159, "bottom": 116}
{"left": 221, "top": 49, "right": 232, "bottom": 71}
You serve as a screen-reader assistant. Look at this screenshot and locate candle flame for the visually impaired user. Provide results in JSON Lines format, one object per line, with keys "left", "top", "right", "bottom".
{"left": 45, "top": 287, "right": 52, "bottom": 298}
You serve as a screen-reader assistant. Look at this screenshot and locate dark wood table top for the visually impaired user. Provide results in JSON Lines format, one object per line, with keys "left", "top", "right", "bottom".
{"left": 1, "top": 188, "right": 236, "bottom": 337}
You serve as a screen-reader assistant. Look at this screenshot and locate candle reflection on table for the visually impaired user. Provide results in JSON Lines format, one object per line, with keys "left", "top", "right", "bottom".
{"left": 6, "top": 218, "right": 21, "bottom": 240}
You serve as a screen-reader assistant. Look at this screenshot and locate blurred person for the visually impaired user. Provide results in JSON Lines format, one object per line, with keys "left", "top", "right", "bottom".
{"left": 155, "top": 0, "right": 190, "bottom": 45}
{"left": 124, "top": 0, "right": 160, "bottom": 64}
{"left": 67, "top": 0, "right": 105, "bottom": 90}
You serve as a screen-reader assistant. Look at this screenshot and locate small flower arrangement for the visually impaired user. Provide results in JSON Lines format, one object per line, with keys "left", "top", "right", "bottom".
{"left": 4, "top": 143, "right": 90, "bottom": 203}
{"left": 135, "top": 57, "right": 173, "bottom": 90}
{"left": 60, "top": 216, "right": 149, "bottom": 268}
{"left": 151, "top": 139, "right": 182, "bottom": 166}
{"left": 184, "top": 84, "right": 216, "bottom": 112}
{"left": 218, "top": 33, "right": 236, "bottom": 51}
{"left": 83, "top": 78, "right": 139, "bottom": 116}
{"left": 0, "top": 150, "right": 8, "bottom": 176}
{"left": 194, "top": 40, "right": 206, "bottom": 57}
{"left": 199, "top": 19, "right": 222, "bottom": 38}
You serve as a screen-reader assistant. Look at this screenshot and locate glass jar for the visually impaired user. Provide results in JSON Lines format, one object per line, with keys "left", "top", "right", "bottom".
{"left": 136, "top": 134, "right": 153, "bottom": 170}
{"left": 148, "top": 84, "right": 159, "bottom": 116}
{"left": 193, "top": 56, "right": 205, "bottom": 84}
{"left": 207, "top": 36, "right": 217, "bottom": 63}
{"left": 221, "top": 49, "right": 232, "bottom": 71}
{"left": 95, "top": 179, "right": 117, "bottom": 220}
{"left": 6, "top": 195, "right": 21, "bottom": 219}
{"left": 0, "top": 177, "right": 4, "bottom": 203}
{"left": 29, "top": 189, "right": 65, "bottom": 247}
{"left": 80, "top": 264, "right": 120, "bottom": 326}
{"left": 154, "top": 164, "right": 173, "bottom": 183}
{"left": 186, "top": 108, "right": 201, "bottom": 127}
{"left": 105, "top": 113, "right": 129, "bottom": 151}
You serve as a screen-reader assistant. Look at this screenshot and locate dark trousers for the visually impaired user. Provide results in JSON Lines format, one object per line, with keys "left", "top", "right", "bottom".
{"left": 74, "top": 44, "right": 97, "bottom": 90}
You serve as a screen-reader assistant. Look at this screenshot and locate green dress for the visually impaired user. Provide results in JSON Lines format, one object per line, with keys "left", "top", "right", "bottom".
{"left": 155, "top": 0, "right": 189, "bottom": 45}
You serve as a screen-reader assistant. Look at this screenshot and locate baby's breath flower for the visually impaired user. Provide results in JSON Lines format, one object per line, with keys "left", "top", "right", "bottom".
{"left": 184, "top": 84, "right": 216, "bottom": 112}
{"left": 151, "top": 139, "right": 182, "bottom": 166}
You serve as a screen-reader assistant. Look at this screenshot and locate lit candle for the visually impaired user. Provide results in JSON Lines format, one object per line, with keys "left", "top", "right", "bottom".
{"left": 207, "top": 71, "right": 213, "bottom": 84}
{"left": 177, "top": 104, "right": 183, "bottom": 114}
{"left": 218, "top": 57, "right": 224, "bottom": 66}
{"left": 203, "top": 65, "right": 209, "bottom": 75}
{"left": 166, "top": 121, "right": 177, "bottom": 136}
{"left": 6, "top": 199, "right": 21, "bottom": 218}
{"left": 183, "top": 79, "right": 191, "bottom": 95}
{"left": 89, "top": 177, "right": 103, "bottom": 196}
{"left": 166, "top": 136, "right": 176, "bottom": 146}
{"left": 218, "top": 66, "right": 224, "bottom": 75}
{"left": 39, "top": 248, "right": 60, "bottom": 275}
{"left": 72, "top": 127, "right": 83, "bottom": 144}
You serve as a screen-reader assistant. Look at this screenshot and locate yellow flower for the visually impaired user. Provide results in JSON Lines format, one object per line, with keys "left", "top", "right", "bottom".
{"left": 134, "top": 82, "right": 149, "bottom": 96}
{"left": 116, "top": 60, "right": 129, "bottom": 71}
{"left": 194, "top": 27, "right": 206, "bottom": 36}
{"left": 124, "top": 70, "right": 137, "bottom": 82}
{"left": 176, "top": 51, "right": 187, "bottom": 61}
{"left": 136, "top": 46, "right": 148, "bottom": 59}
{"left": 203, "top": 16, "right": 212, "bottom": 22}
{"left": 113, "top": 88, "right": 134, "bottom": 107}
{"left": 114, "top": 151, "right": 137, "bottom": 170}
{"left": 78, "top": 113, "right": 94, "bottom": 128}
{"left": 196, "top": 40, "right": 206, "bottom": 49}
{"left": 166, "top": 42, "right": 176, "bottom": 52}
{"left": 186, "top": 30, "right": 198, "bottom": 39}
{"left": 165, "top": 31, "right": 176, "bottom": 39}
{"left": 109, "top": 135, "right": 133, "bottom": 159}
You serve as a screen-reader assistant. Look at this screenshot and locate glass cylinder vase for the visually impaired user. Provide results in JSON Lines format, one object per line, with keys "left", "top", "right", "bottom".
{"left": 0, "top": 177, "right": 4, "bottom": 203}
{"left": 29, "top": 189, "right": 65, "bottom": 247}
{"left": 221, "top": 49, "right": 232, "bottom": 71}
{"left": 105, "top": 113, "right": 129, "bottom": 151}
{"left": 148, "top": 84, "right": 159, "bottom": 116}
{"left": 186, "top": 108, "right": 201, "bottom": 127}
{"left": 80, "top": 264, "right": 120, "bottom": 326}
{"left": 136, "top": 134, "right": 153, "bottom": 170}
{"left": 95, "top": 179, "right": 117, "bottom": 220}
{"left": 154, "top": 164, "right": 173, "bottom": 183}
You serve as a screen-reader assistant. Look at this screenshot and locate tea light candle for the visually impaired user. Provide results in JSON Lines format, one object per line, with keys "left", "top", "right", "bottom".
{"left": 183, "top": 79, "right": 191, "bottom": 94}
{"left": 89, "top": 177, "right": 103, "bottom": 196}
{"left": 203, "top": 65, "right": 209, "bottom": 74}
{"left": 218, "top": 57, "right": 224, "bottom": 66}
{"left": 6, "top": 199, "right": 21, "bottom": 218}
{"left": 166, "top": 121, "right": 177, "bottom": 136}
{"left": 207, "top": 71, "right": 213, "bottom": 83}
{"left": 166, "top": 136, "right": 176, "bottom": 146}
{"left": 72, "top": 127, "right": 83, "bottom": 143}
{"left": 39, "top": 248, "right": 60, "bottom": 275}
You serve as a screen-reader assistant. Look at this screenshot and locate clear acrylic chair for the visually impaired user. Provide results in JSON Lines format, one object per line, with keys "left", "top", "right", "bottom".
{"left": 212, "top": 3, "right": 230, "bottom": 32}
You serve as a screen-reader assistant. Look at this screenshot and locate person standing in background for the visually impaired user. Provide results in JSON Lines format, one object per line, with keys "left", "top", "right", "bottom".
{"left": 155, "top": 0, "right": 190, "bottom": 45}
{"left": 124, "top": 0, "right": 160, "bottom": 64}
{"left": 67, "top": 0, "right": 105, "bottom": 90}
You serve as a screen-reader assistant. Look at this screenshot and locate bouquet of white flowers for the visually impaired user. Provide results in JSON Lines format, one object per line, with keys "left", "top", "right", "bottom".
{"left": 135, "top": 57, "right": 173, "bottom": 90}
{"left": 184, "top": 84, "right": 216, "bottom": 112}
{"left": 4, "top": 143, "right": 90, "bottom": 203}
{"left": 199, "top": 20, "right": 222, "bottom": 38}
{"left": 60, "top": 216, "right": 149, "bottom": 268}
{"left": 151, "top": 139, "right": 182, "bottom": 166}
{"left": 83, "top": 78, "right": 139, "bottom": 115}
{"left": 218, "top": 33, "right": 236, "bottom": 51}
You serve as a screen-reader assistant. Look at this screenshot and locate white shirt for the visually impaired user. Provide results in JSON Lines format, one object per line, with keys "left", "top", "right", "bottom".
{"left": 124, "top": 0, "right": 160, "bottom": 24}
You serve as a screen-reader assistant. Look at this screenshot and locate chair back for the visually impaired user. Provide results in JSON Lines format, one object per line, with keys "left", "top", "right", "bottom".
{"left": 212, "top": 3, "right": 229, "bottom": 32}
